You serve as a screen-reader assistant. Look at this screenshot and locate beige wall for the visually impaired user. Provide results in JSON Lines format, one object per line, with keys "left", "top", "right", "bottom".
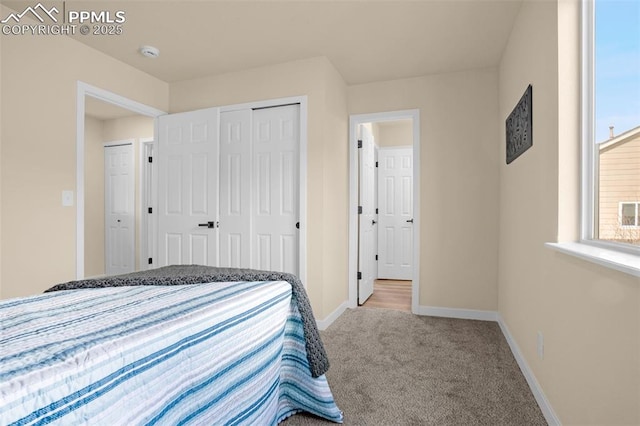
{"left": 84, "top": 115, "right": 154, "bottom": 277}
{"left": 170, "top": 56, "right": 349, "bottom": 319}
{"left": 0, "top": 4, "right": 169, "bottom": 299}
{"left": 375, "top": 120, "right": 413, "bottom": 147}
{"left": 321, "top": 59, "right": 349, "bottom": 316}
{"left": 498, "top": 1, "right": 639, "bottom": 424}
{"left": 349, "top": 69, "right": 500, "bottom": 311}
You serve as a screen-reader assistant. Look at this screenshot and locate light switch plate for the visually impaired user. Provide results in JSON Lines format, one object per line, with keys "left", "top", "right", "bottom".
{"left": 62, "top": 190, "right": 74, "bottom": 207}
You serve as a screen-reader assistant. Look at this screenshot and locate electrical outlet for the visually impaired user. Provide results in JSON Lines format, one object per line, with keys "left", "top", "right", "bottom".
{"left": 537, "top": 331, "right": 544, "bottom": 360}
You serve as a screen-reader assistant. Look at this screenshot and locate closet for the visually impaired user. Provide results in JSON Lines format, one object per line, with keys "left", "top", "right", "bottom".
{"left": 157, "top": 103, "right": 300, "bottom": 276}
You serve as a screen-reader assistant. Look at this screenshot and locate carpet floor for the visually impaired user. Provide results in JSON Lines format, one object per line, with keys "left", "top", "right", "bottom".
{"left": 283, "top": 308, "right": 547, "bottom": 425}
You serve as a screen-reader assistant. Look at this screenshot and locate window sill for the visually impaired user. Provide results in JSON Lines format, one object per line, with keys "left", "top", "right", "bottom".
{"left": 545, "top": 242, "right": 640, "bottom": 278}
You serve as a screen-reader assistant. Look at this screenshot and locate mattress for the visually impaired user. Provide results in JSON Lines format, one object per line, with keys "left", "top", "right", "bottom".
{"left": 0, "top": 281, "right": 343, "bottom": 425}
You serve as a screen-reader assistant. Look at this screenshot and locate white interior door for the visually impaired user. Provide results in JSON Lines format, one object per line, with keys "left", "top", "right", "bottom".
{"left": 219, "top": 109, "right": 252, "bottom": 268}
{"left": 252, "top": 105, "right": 300, "bottom": 275}
{"left": 141, "top": 140, "right": 156, "bottom": 270}
{"left": 157, "top": 108, "right": 219, "bottom": 267}
{"left": 358, "top": 125, "right": 376, "bottom": 304}
{"left": 105, "top": 143, "right": 135, "bottom": 275}
{"left": 378, "top": 147, "right": 413, "bottom": 280}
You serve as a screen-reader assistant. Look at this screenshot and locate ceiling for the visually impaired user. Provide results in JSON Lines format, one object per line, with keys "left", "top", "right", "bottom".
{"left": 2, "top": 0, "right": 523, "bottom": 85}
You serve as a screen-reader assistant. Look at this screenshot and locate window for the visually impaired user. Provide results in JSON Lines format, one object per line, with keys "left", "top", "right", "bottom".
{"left": 620, "top": 202, "right": 640, "bottom": 227}
{"left": 583, "top": 0, "right": 640, "bottom": 251}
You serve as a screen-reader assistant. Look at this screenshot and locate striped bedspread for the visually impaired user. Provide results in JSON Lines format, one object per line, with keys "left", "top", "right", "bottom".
{"left": 0, "top": 281, "right": 343, "bottom": 425}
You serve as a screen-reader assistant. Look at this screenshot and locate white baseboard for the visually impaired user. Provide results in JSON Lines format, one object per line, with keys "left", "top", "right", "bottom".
{"left": 414, "top": 305, "right": 498, "bottom": 322}
{"left": 316, "top": 301, "right": 350, "bottom": 330}
{"left": 497, "top": 314, "right": 561, "bottom": 426}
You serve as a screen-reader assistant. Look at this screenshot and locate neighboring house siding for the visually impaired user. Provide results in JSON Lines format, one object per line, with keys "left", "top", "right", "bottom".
{"left": 598, "top": 133, "right": 640, "bottom": 244}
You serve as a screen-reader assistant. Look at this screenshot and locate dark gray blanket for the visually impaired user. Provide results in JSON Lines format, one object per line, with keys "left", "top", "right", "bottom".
{"left": 45, "top": 265, "right": 329, "bottom": 378}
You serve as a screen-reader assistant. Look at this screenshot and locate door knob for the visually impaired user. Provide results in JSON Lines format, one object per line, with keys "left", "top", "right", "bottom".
{"left": 406, "top": 218, "right": 414, "bottom": 223}
{"left": 198, "top": 221, "right": 215, "bottom": 229}
{"left": 372, "top": 219, "right": 377, "bottom": 225}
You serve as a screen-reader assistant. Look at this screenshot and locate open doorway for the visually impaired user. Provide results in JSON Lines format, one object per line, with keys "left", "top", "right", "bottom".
{"left": 348, "top": 110, "right": 420, "bottom": 313}
{"left": 84, "top": 98, "right": 155, "bottom": 277}
{"left": 76, "top": 82, "right": 165, "bottom": 280}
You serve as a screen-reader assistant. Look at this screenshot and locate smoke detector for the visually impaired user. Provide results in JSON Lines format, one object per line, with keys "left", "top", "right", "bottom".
{"left": 139, "top": 45, "right": 160, "bottom": 58}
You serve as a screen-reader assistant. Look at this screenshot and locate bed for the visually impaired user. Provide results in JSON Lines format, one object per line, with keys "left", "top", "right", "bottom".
{"left": 0, "top": 268, "right": 343, "bottom": 425}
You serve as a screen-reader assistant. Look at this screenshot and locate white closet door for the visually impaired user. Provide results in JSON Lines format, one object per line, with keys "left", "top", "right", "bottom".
{"left": 252, "top": 105, "right": 299, "bottom": 275}
{"left": 157, "top": 108, "right": 219, "bottom": 267}
{"left": 156, "top": 104, "right": 300, "bottom": 274}
{"left": 104, "top": 143, "right": 135, "bottom": 275}
{"left": 219, "top": 110, "right": 252, "bottom": 268}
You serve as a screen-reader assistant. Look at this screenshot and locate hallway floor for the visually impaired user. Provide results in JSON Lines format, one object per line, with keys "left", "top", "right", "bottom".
{"left": 361, "top": 279, "right": 411, "bottom": 312}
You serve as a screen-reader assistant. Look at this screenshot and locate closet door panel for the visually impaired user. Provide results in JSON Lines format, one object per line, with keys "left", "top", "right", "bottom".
{"left": 252, "top": 105, "right": 299, "bottom": 276}
{"left": 157, "top": 108, "right": 219, "bottom": 267}
{"left": 219, "top": 110, "right": 252, "bottom": 269}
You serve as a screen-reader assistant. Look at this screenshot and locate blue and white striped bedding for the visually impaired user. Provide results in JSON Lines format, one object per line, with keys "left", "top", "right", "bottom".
{"left": 0, "top": 281, "right": 343, "bottom": 425}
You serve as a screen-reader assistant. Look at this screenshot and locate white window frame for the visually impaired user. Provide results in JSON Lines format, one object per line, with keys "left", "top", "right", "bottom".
{"left": 619, "top": 202, "right": 640, "bottom": 228}
{"left": 547, "top": 0, "right": 640, "bottom": 278}
{"left": 581, "top": 0, "right": 597, "bottom": 242}
{"left": 580, "top": 0, "right": 640, "bottom": 256}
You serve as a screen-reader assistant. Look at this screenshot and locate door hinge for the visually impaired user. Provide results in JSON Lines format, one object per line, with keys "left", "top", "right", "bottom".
{"left": 357, "top": 272, "right": 362, "bottom": 280}
{"left": 148, "top": 257, "right": 153, "bottom": 265}
{"left": 148, "top": 156, "right": 153, "bottom": 163}
{"left": 148, "top": 207, "right": 152, "bottom": 214}
{"left": 358, "top": 206, "right": 363, "bottom": 214}
{"left": 375, "top": 161, "right": 378, "bottom": 168}
{"left": 357, "top": 140, "right": 362, "bottom": 148}
{"left": 375, "top": 254, "right": 378, "bottom": 261}
{"left": 375, "top": 208, "right": 378, "bottom": 214}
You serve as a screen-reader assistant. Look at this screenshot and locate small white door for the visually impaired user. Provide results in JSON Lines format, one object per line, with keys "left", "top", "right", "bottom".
{"left": 378, "top": 147, "right": 413, "bottom": 280}
{"left": 358, "top": 125, "right": 376, "bottom": 304}
{"left": 219, "top": 109, "right": 252, "bottom": 269}
{"left": 157, "top": 108, "right": 219, "bottom": 267}
{"left": 105, "top": 143, "right": 135, "bottom": 275}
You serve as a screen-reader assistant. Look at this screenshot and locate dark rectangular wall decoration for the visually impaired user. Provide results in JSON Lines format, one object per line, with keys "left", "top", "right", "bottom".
{"left": 506, "top": 84, "right": 533, "bottom": 164}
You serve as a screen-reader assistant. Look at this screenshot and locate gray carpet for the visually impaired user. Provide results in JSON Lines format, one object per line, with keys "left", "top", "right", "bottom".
{"left": 283, "top": 308, "right": 547, "bottom": 425}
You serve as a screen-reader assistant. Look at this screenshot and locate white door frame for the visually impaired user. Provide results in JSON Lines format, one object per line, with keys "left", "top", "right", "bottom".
{"left": 219, "top": 96, "right": 309, "bottom": 288}
{"left": 348, "top": 109, "right": 420, "bottom": 313}
{"left": 76, "top": 81, "right": 166, "bottom": 279}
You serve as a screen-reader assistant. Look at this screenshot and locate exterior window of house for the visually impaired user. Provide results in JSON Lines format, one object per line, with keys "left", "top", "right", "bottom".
{"left": 620, "top": 202, "right": 640, "bottom": 227}
{"left": 584, "top": 0, "right": 640, "bottom": 249}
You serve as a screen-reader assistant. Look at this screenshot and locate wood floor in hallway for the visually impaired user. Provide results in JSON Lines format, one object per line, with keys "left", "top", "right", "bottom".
{"left": 361, "top": 279, "right": 411, "bottom": 312}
